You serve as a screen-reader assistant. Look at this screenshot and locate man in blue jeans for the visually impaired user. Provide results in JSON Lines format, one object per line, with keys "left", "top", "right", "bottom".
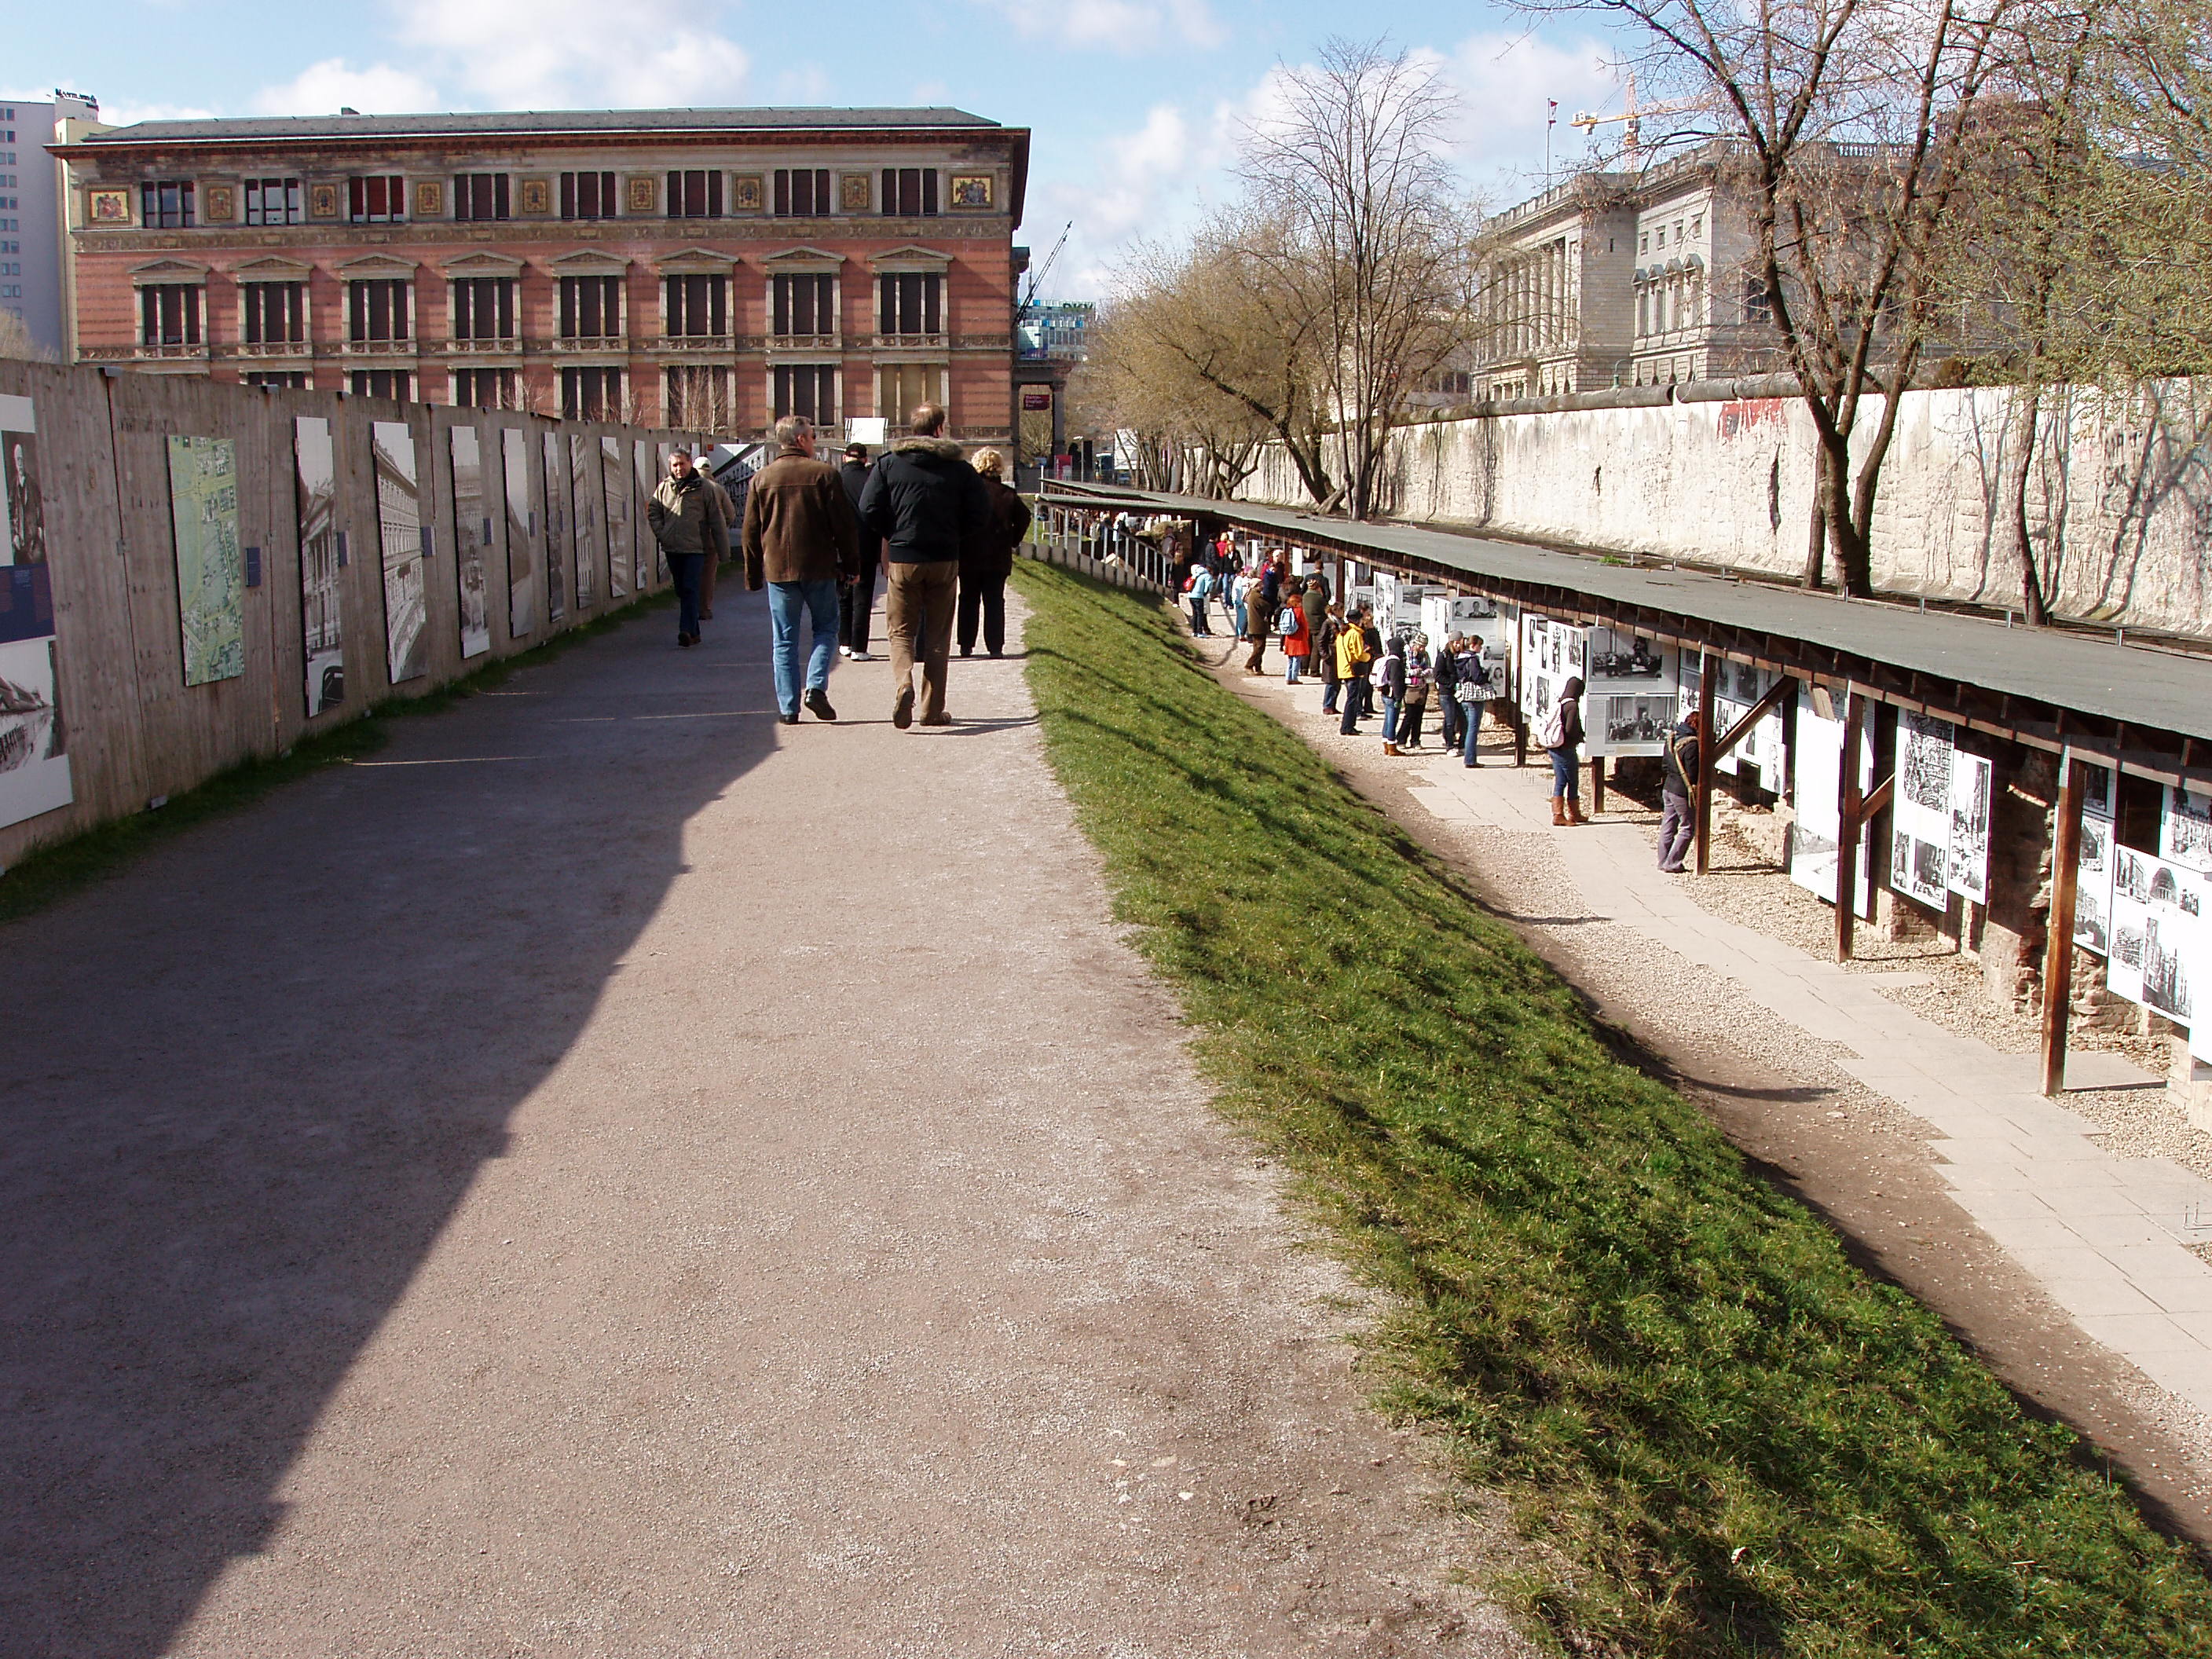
{"left": 646, "top": 448, "right": 728, "bottom": 649}
{"left": 741, "top": 415, "right": 862, "bottom": 724}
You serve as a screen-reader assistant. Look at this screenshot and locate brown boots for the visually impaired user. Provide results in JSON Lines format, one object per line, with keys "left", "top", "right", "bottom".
{"left": 1567, "top": 798, "right": 1589, "bottom": 826}
{"left": 1550, "top": 797, "right": 1589, "bottom": 826}
{"left": 1551, "top": 796, "right": 1568, "bottom": 826}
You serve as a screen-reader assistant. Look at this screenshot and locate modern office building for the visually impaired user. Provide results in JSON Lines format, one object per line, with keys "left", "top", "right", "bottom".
{"left": 1, "top": 91, "right": 94, "bottom": 356}
{"left": 49, "top": 106, "right": 1030, "bottom": 438}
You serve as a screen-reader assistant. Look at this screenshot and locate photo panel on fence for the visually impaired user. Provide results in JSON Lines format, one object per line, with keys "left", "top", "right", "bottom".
{"left": 540, "top": 430, "right": 567, "bottom": 624}
{"left": 293, "top": 416, "right": 342, "bottom": 717}
{"left": 2163, "top": 782, "right": 2212, "bottom": 874}
{"left": 450, "top": 424, "right": 492, "bottom": 661}
{"left": 165, "top": 434, "right": 245, "bottom": 688}
{"left": 568, "top": 434, "right": 597, "bottom": 611}
{"left": 600, "top": 435, "right": 628, "bottom": 603}
{"left": 1690, "top": 656, "right": 1783, "bottom": 782}
{"left": 1885, "top": 712, "right": 1990, "bottom": 912}
{"left": 502, "top": 427, "right": 536, "bottom": 641}
{"left": 1789, "top": 697, "right": 1875, "bottom": 917}
{"left": 2075, "top": 782, "right": 2115, "bottom": 956}
{"left": 0, "top": 390, "right": 72, "bottom": 833}
{"left": 632, "top": 439, "right": 655, "bottom": 588}
{"left": 1519, "top": 613, "right": 1585, "bottom": 726}
{"left": 1584, "top": 623, "right": 1679, "bottom": 759}
{"left": 2106, "top": 842, "right": 2203, "bottom": 1024}
{"left": 372, "top": 420, "right": 427, "bottom": 684}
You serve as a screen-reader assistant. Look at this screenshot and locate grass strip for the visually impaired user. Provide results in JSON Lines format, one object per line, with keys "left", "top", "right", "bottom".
{"left": 0, "top": 589, "right": 673, "bottom": 926}
{"left": 1011, "top": 557, "right": 2212, "bottom": 1658}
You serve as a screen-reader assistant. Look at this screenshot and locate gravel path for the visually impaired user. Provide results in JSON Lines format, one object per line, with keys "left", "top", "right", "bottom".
{"left": 0, "top": 588, "right": 1535, "bottom": 1659}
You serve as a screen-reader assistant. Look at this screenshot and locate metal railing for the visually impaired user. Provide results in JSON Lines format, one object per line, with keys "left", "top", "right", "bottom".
{"left": 1022, "top": 500, "right": 1176, "bottom": 595}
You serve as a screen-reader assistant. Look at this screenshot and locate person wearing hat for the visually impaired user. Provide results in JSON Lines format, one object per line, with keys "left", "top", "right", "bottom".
{"left": 837, "top": 442, "right": 884, "bottom": 661}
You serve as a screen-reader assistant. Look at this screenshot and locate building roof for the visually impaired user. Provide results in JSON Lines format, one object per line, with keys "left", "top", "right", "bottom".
{"left": 74, "top": 108, "right": 1007, "bottom": 146}
{"left": 1047, "top": 485, "right": 2212, "bottom": 754}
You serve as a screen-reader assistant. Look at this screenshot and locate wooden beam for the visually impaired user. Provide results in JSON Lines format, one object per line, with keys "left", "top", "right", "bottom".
{"left": 1591, "top": 756, "right": 1606, "bottom": 814}
{"left": 1711, "top": 675, "right": 1793, "bottom": 760}
{"left": 2042, "top": 752, "right": 2086, "bottom": 1096}
{"left": 1694, "top": 651, "right": 1721, "bottom": 874}
{"left": 1860, "top": 774, "right": 1895, "bottom": 820}
{"left": 1837, "top": 688, "right": 1868, "bottom": 961}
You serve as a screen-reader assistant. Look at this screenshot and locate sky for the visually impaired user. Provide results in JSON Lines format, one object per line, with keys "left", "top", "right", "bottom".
{"left": 6, "top": 0, "right": 1638, "bottom": 303}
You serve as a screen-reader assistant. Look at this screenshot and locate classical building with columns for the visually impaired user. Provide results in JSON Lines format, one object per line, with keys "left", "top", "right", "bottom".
{"left": 1468, "top": 145, "right": 1782, "bottom": 399}
{"left": 49, "top": 107, "right": 1030, "bottom": 439}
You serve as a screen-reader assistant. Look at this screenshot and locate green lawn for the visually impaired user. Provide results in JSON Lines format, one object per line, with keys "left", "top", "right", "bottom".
{"left": 1012, "top": 558, "right": 2212, "bottom": 1658}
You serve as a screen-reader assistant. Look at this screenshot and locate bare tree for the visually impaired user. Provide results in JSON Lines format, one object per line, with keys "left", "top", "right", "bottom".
{"left": 0, "top": 309, "right": 55, "bottom": 363}
{"left": 1528, "top": 0, "right": 2016, "bottom": 595}
{"left": 1237, "top": 38, "right": 1475, "bottom": 520}
{"left": 1085, "top": 222, "right": 1339, "bottom": 502}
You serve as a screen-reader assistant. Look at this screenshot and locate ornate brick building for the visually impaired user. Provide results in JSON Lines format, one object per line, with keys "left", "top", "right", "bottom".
{"left": 50, "top": 107, "right": 1030, "bottom": 438}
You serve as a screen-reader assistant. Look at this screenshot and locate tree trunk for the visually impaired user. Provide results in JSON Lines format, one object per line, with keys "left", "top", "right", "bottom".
{"left": 1824, "top": 441, "right": 1871, "bottom": 597}
{"left": 2009, "top": 388, "right": 2052, "bottom": 626}
{"left": 1802, "top": 445, "right": 1829, "bottom": 589}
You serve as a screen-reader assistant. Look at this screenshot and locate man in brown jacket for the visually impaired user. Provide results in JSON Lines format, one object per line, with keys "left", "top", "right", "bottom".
{"left": 741, "top": 414, "right": 862, "bottom": 723}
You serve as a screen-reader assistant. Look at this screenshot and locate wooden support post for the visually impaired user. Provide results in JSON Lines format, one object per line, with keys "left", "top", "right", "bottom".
{"left": 1693, "top": 651, "right": 1720, "bottom": 874}
{"left": 1837, "top": 689, "right": 1868, "bottom": 961}
{"left": 2042, "top": 752, "right": 2085, "bottom": 1096}
{"left": 1590, "top": 756, "right": 1606, "bottom": 814}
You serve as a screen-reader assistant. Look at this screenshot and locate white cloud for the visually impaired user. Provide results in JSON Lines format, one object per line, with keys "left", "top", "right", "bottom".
{"left": 252, "top": 0, "right": 753, "bottom": 115}
{"left": 975, "top": 0, "right": 1225, "bottom": 54}
{"left": 1440, "top": 29, "right": 1622, "bottom": 203}
{"left": 1031, "top": 101, "right": 1233, "bottom": 301}
{"left": 253, "top": 59, "right": 442, "bottom": 117}
{"left": 391, "top": 0, "right": 749, "bottom": 108}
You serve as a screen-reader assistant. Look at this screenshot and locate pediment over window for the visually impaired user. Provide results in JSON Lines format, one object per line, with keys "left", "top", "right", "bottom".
{"left": 654, "top": 246, "right": 739, "bottom": 275}
{"left": 546, "top": 249, "right": 630, "bottom": 276}
{"left": 335, "top": 253, "right": 419, "bottom": 279}
{"left": 230, "top": 255, "right": 313, "bottom": 283}
{"left": 441, "top": 251, "right": 526, "bottom": 276}
{"left": 868, "top": 244, "right": 953, "bottom": 273}
{"left": 127, "top": 258, "right": 209, "bottom": 286}
{"left": 760, "top": 245, "right": 843, "bottom": 272}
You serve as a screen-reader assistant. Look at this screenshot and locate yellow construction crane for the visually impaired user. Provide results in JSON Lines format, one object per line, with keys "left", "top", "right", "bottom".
{"left": 1569, "top": 71, "right": 1705, "bottom": 155}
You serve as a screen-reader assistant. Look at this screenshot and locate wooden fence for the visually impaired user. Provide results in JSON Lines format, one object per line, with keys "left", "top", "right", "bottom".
{"left": 0, "top": 358, "right": 712, "bottom": 869}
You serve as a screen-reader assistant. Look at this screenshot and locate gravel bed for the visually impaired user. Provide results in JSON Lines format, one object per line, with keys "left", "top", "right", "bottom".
{"left": 1659, "top": 818, "right": 2212, "bottom": 1182}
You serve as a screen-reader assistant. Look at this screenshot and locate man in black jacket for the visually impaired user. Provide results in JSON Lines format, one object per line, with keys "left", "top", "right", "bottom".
{"left": 837, "top": 443, "right": 883, "bottom": 661}
{"left": 1658, "top": 710, "right": 1700, "bottom": 870}
{"left": 856, "top": 404, "right": 991, "bottom": 728}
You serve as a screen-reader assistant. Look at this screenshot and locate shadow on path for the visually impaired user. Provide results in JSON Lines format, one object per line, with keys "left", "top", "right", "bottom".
{"left": 0, "top": 595, "right": 778, "bottom": 1659}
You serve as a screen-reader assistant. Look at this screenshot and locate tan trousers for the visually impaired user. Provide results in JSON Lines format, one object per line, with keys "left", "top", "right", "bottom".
{"left": 885, "top": 558, "right": 959, "bottom": 720}
{"left": 698, "top": 544, "right": 718, "bottom": 614}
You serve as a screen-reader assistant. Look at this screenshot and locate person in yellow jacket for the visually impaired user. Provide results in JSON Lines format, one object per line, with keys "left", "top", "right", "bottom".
{"left": 1335, "top": 606, "right": 1373, "bottom": 737}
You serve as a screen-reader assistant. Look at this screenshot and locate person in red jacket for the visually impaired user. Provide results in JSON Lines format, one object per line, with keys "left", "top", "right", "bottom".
{"left": 1280, "top": 577, "right": 1311, "bottom": 683}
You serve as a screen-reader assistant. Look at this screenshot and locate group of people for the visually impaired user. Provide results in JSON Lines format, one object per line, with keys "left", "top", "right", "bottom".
{"left": 645, "top": 402, "right": 1030, "bottom": 728}
{"left": 1173, "top": 548, "right": 1705, "bottom": 871}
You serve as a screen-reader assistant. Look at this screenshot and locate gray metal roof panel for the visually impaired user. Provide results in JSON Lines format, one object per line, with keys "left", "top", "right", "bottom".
{"left": 79, "top": 108, "right": 1003, "bottom": 145}
{"left": 1060, "top": 486, "right": 2212, "bottom": 745}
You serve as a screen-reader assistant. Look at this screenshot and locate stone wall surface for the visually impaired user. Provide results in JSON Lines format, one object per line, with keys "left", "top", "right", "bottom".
{"left": 1240, "top": 381, "right": 2212, "bottom": 639}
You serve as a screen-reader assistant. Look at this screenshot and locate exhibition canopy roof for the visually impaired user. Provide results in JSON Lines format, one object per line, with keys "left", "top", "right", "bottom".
{"left": 1046, "top": 485, "right": 2212, "bottom": 753}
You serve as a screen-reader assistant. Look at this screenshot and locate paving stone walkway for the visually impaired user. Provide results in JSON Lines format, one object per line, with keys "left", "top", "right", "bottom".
{"left": 1238, "top": 664, "right": 2212, "bottom": 1421}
